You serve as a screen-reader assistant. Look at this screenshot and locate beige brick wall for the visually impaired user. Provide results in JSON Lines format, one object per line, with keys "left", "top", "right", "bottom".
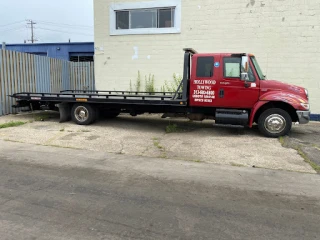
{"left": 94, "top": 0, "right": 320, "bottom": 113}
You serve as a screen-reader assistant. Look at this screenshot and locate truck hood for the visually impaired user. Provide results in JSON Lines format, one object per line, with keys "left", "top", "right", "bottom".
{"left": 260, "top": 80, "right": 308, "bottom": 102}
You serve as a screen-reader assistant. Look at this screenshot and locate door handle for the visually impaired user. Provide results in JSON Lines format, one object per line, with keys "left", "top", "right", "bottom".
{"left": 219, "top": 89, "right": 224, "bottom": 98}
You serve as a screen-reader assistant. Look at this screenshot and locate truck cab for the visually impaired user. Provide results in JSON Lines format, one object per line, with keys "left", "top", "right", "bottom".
{"left": 186, "top": 49, "right": 310, "bottom": 137}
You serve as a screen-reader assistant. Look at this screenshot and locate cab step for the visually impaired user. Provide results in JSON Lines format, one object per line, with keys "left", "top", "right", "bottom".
{"left": 214, "top": 123, "right": 245, "bottom": 128}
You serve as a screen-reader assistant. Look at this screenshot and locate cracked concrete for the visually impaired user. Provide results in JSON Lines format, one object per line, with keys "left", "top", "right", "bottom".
{"left": 0, "top": 111, "right": 316, "bottom": 173}
{"left": 281, "top": 122, "right": 320, "bottom": 172}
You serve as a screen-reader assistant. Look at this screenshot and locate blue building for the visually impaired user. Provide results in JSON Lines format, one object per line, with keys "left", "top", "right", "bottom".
{"left": 0, "top": 42, "right": 94, "bottom": 62}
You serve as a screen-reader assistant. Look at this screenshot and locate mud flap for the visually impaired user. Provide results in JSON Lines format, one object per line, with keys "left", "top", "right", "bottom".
{"left": 57, "top": 103, "right": 71, "bottom": 123}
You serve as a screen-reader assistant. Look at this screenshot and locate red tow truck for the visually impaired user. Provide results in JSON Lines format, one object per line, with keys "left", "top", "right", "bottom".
{"left": 12, "top": 48, "right": 310, "bottom": 138}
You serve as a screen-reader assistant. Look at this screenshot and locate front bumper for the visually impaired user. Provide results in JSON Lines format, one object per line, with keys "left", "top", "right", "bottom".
{"left": 296, "top": 111, "right": 310, "bottom": 124}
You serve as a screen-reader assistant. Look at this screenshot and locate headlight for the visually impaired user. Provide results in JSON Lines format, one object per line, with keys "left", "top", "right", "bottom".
{"left": 300, "top": 103, "right": 310, "bottom": 110}
{"left": 305, "top": 89, "right": 309, "bottom": 99}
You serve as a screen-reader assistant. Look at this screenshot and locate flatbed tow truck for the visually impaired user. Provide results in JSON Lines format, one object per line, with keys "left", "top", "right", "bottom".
{"left": 11, "top": 48, "right": 310, "bottom": 138}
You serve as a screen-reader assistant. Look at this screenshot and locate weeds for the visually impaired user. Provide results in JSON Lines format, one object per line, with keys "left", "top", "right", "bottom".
{"left": 278, "top": 137, "right": 320, "bottom": 173}
{"left": 34, "top": 112, "right": 52, "bottom": 121}
{"left": 129, "top": 80, "right": 133, "bottom": 92}
{"left": 135, "top": 71, "right": 142, "bottom": 92}
{"left": 166, "top": 123, "right": 178, "bottom": 133}
{"left": 145, "top": 74, "right": 156, "bottom": 94}
{"left": 153, "top": 138, "right": 163, "bottom": 149}
{"left": 129, "top": 72, "right": 183, "bottom": 94}
{"left": 0, "top": 121, "right": 26, "bottom": 129}
{"left": 193, "top": 160, "right": 203, "bottom": 163}
{"left": 231, "top": 162, "right": 245, "bottom": 167}
{"left": 78, "top": 129, "right": 91, "bottom": 133}
{"left": 164, "top": 73, "right": 183, "bottom": 92}
{"left": 297, "top": 148, "right": 320, "bottom": 173}
{"left": 152, "top": 137, "right": 167, "bottom": 158}
{"left": 279, "top": 136, "right": 285, "bottom": 146}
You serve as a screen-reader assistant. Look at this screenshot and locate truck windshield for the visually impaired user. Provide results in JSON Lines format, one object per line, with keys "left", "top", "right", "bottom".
{"left": 251, "top": 57, "right": 265, "bottom": 80}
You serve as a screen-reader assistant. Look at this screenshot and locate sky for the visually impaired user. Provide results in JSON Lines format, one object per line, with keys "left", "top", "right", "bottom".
{"left": 0, "top": 0, "right": 94, "bottom": 44}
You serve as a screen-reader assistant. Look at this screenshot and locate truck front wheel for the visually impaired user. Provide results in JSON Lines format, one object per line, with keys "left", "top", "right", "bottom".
{"left": 71, "top": 103, "right": 97, "bottom": 125}
{"left": 258, "top": 108, "right": 292, "bottom": 138}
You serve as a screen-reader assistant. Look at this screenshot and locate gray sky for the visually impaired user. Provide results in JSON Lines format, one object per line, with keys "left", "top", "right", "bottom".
{"left": 0, "top": 0, "right": 94, "bottom": 44}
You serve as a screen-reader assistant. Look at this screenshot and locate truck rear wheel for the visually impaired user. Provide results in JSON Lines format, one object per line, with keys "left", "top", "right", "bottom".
{"left": 71, "top": 103, "right": 97, "bottom": 125}
{"left": 258, "top": 108, "right": 292, "bottom": 138}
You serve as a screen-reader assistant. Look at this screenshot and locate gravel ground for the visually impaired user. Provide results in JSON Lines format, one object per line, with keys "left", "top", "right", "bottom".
{"left": 0, "top": 111, "right": 316, "bottom": 173}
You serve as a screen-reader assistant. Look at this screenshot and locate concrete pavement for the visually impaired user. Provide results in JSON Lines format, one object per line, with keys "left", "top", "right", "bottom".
{"left": 0, "top": 140, "right": 320, "bottom": 240}
{"left": 284, "top": 122, "right": 320, "bottom": 171}
{"left": 0, "top": 112, "right": 315, "bottom": 173}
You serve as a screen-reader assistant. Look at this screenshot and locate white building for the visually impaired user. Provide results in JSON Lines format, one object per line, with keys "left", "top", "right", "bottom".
{"left": 94, "top": 0, "right": 320, "bottom": 115}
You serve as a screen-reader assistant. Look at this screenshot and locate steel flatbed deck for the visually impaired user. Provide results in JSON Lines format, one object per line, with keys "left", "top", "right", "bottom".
{"left": 12, "top": 90, "right": 186, "bottom": 106}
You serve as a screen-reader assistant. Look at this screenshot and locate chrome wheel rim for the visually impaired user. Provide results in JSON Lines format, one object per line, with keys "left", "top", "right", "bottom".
{"left": 264, "top": 114, "right": 286, "bottom": 134}
{"left": 74, "top": 106, "right": 89, "bottom": 122}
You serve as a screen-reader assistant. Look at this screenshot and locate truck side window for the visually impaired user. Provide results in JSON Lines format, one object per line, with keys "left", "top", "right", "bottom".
{"left": 224, "top": 57, "right": 241, "bottom": 78}
{"left": 247, "top": 64, "right": 256, "bottom": 82}
{"left": 196, "top": 57, "right": 214, "bottom": 77}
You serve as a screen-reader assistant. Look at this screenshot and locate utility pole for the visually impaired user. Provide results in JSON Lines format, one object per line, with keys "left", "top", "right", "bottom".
{"left": 26, "top": 20, "right": 37, "bottom": 43}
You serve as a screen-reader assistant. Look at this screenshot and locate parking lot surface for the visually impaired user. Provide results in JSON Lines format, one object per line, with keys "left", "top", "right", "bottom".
{"left": 0, "top": 111, "right": 317, "bottom": 173}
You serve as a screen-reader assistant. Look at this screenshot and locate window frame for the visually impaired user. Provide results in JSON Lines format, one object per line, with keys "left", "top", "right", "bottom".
{"left": 109, "top": 0, "right": 181, "bottom": 36}
{"left": 250, "top": 56, "right": 265, "bottom": 80}
{"left": 247, "top": 62, "right": 257, "bottom": 82}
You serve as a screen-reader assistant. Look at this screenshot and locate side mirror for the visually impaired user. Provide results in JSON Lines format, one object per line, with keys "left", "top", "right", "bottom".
{"left": 241, "top": 72, "right": 249, "bottom": 81}
{"left": 241, "top": 56, "right": 249, "bottom": 73}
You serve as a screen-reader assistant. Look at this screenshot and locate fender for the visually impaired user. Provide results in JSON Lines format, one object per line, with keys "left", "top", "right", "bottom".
{"left": 249, "top": 101, "right": 269, "bottom": 127}
{"left": 249, "top": 91, "right": 306, "bottom": 127}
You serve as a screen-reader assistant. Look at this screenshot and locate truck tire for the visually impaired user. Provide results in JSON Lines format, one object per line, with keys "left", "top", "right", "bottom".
{"left": 258, "top": 108, "right": 292, "bottom": 138}
{"left": 71, "top": 103, "right": 97, "bottom": 125}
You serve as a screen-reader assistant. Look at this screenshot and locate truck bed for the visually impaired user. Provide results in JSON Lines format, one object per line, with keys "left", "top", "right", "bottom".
{"left": 12, "top": 90, "right": 186, "bottom": 107}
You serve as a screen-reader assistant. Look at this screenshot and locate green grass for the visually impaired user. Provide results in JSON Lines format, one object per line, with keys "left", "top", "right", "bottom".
{"left": 0, "top": 121, "right": 26, "bottom": 129}
{"left": 279, "top": 135, "right": 320, "bottom": 173}
{"left": 231, "top": 162, "right": 245, "bottom": 167}
{"left": 152, "top": 137, "right": 167, "bottom": 158}
{"left": 193, "top": 159, "right": 203, "bottom": 163}
{"left": 279, "top": 136, "right": 285, "bottom": 146}
{"left": 165, "top": 123, "right": 178, "bottom": 133}
{"left": 297, "top": 148, "right": 320, "bottom": 173}
{"left": 78, "top": 129, "right": 91, "bottom": 133}
{"left": 278, "top": 136, "right": 320, "bottom": 172}
{"left": 34, "top": 112, "right": 53, "bottom": 121}
{"left": 153, "top": 138, "right": 163, "bottom": 149}
{"left": 44, "top": 144, "right": 79, "bottom": 150}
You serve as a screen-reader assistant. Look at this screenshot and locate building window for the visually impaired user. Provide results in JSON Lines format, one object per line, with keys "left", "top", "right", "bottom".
{"left": 69, "top": 53, "right": 94, "bottom": 62}
{"left": 110, "top": 0, "right": 181, "bottom": 35}
{"left": 197, "top": 57, "right": 214, "bottom": 78}
{"left": 116, "top": 8, "right": 174, "bottom": 30}
{"left": 69, "top": 56, "right": 94, "bottom": 62}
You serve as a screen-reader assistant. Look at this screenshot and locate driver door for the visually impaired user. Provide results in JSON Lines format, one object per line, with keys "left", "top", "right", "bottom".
{"left": 216, "top": 57, "right": 260, "bottom": 108}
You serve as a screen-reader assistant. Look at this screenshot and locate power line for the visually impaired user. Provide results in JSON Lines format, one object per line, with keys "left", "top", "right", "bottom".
{"left": 36, "top": 20, "right": 93, "bottom": 29}
{"left": 0, "top": 26, "right": 26, "bottom": 33}
{"left": 0, "top": 20, "right": 25, "bottom": 28}
{"left": 36, "top": 27, "right": 93, "bottom": 36}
